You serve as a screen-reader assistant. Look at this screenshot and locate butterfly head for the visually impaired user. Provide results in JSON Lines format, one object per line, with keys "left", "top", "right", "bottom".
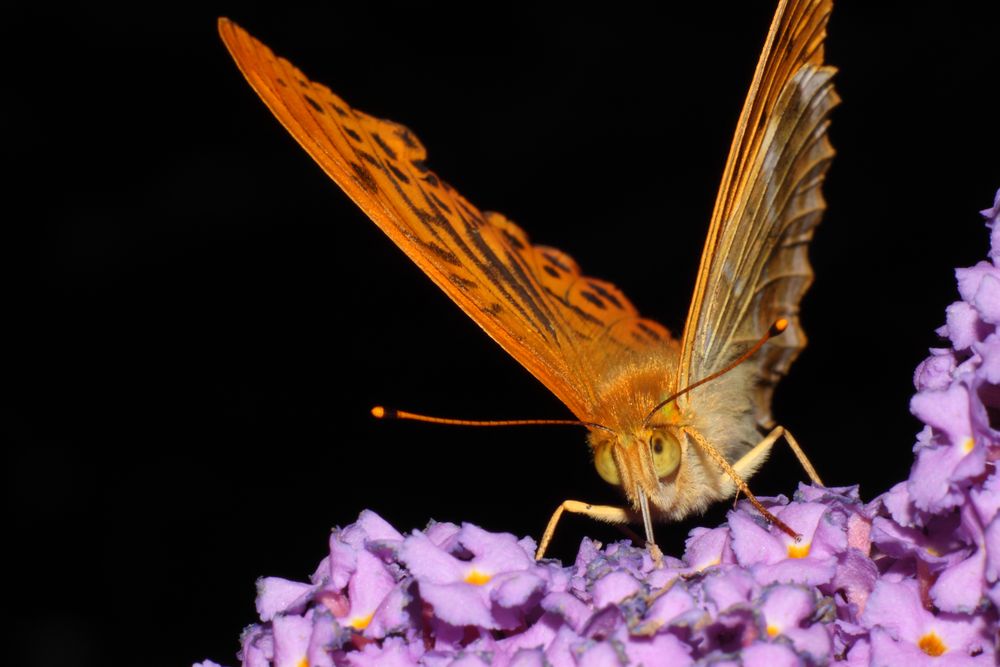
{"left": 587, "top": 374, "right": 755, "bottom": 522}
{"left": 589, "top": 422, "right": 687, "bottom": 513}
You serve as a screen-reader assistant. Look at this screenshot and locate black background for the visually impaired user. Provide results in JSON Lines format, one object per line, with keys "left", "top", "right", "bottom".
{"left": 11, "top": 2, "right": 1000, "bottom": 666}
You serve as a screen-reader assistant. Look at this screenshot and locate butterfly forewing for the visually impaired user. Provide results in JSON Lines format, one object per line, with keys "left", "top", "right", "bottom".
{"left": 219, "top": 18, "right": 674, "bottom": 425}
{"left": 678, "top": 0, "right": 838, "bottom": 426}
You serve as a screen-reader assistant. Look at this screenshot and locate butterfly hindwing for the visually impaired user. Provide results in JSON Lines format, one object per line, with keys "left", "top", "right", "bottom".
{"left": 678, "top": 0, "right": 838, "bottom": 426}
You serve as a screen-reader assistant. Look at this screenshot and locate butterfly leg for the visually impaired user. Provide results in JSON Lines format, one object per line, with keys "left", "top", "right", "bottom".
{"left": 683, "top": 426, "right": 799, "bottom": 539}
{"left": 536, "top": 501, "right": 635, "bottom": 560}
{"left": 733, "top": 426, "right": 824, "bottom": 487}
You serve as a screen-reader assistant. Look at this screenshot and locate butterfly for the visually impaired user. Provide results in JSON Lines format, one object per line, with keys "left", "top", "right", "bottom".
{"left": 219, "top": 0, "right": 838, "bottom": 560}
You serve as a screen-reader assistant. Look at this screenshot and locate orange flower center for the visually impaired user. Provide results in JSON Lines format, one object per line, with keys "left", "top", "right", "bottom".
{"left": 464, "top": 570, "right": 491, "bottom": 585}
{"left": 349, "top": 613, "right": 373, "bottom": 630}
{"left": 787, "top": 542, "right": 810, "bottom": 559}
{"left": 918, "top": 631, "right": 947, "bottom": 657}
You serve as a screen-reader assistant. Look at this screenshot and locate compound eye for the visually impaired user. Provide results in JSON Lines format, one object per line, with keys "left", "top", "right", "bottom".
{"left": 594, "top": 443, "right": 620, "bottom": 486}
{"left": 650, "top": 432, "right": 681, "bottom": 478}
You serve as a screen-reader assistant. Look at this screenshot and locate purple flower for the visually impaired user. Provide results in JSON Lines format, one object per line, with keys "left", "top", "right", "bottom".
{"left": 682, "top": 524, "right": 734, "bottom": 572}
{"left": 729, "top": 499, "right": 842, "bottom": 586}
{"left": 756, "top": 584, "right": 831, "bottom": 660}
{"left": 915, "top": 348, "right": 960, "bottom": 391}
{"left": 196, "top": 190, "right": 1000, "bottom": 667}
{"left": 861, "top": 579, "right": 994, "bottom": 664}
{"left": 909, "top": 380, "right": 989, "bottom": 514}
{"left": 740, "top": 642, "right": 805, "bottom": 667}
{"left": 398, "top": 523, "right": 538, "bottom": 632}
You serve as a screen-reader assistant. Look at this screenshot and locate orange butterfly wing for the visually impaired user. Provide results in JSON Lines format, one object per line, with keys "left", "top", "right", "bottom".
{"left": 678, "top": 0, "right": 838, "bottom": 426}
{"left": 218, "top": 18, "right": 672, "bottom": 424}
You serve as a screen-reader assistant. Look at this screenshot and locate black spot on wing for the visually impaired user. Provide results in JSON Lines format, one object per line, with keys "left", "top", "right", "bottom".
{"left": 330, "top": 103, "right": 349, "bottom": 117}
{"left": 429, "top": 191, "right": 451, "bottom": 215}
{"left": 449, "top": 273, "right": 478, "bottom": 290}
{"left": 398, "top": 129, "right": 418, "bottom": 149}
{"left": 411, "top": 159, "right": 429, "bottom": 173}
{"left": 637, "top": 322, "right": 662, "bottom": 342}
{"left": 344, "top": 127, "right": 362, "bottom": 142}
{"left": 371, "top": 133, "right": 398, "bottom": 161}
{"left": 349, "top": 161, "right": 377, "bottom": 193}
{"left": 579, "top": 291, "right": 606, "bottom": 310}
{"left": 542, "top": 252, "right": 571, "bottom": 272}
{"left": 276, "top": 77, "right": 287, "bottom": 87}
{"left": 587, "top": 282, "right": 624, "bottom": 310}
{"left": 410, "top": 203, "right": 434, "bottom": 223}
{"left": 427, "top": 242, "right": 461, "bottom": 266}
{"left": 358, "top": 150, "right": 381, "bottom": 168}
{"left": 304, "top": 95, "right": 324, "bottom": 113}
{"left": 543, "top": 265, "right": 560, "bottom": 278}
{"left": 501, "top": 230, "right": 525, "bottom": 251}
{"left": 424, "top": 173, "right": 440, "bottom": 187}
{"left": 543, "top": 286, "right": 604, "bottom": 328}
{"left": 388, "top": 163, "right": 410, "bottom": 184}
{"left": 418, "top": 186, "right": 452, "bottom": 225}
{"left": 457, "top": 201, "right": 484, "bottom": 227}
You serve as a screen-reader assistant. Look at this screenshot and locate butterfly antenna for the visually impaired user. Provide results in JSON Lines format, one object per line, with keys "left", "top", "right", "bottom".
{"left": 643, "top": 318, "right": 788, "bottom": 428}
{"left": 371, "top": 406, "right": 613, "bottom": 433}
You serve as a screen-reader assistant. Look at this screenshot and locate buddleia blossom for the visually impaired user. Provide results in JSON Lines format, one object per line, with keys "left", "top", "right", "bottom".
{"left": 197, "top": 191, "right": 1000, "bottom": 666}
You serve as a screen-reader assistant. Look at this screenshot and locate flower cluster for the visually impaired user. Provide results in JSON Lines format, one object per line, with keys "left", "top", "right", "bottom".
{"left": 196, "top": 191, "right": 1000, "bottom": 666}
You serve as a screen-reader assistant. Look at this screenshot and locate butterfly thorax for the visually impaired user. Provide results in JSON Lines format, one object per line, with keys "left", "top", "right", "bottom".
{"left": 587, "top": 347, "right": 762, "bottom": 521}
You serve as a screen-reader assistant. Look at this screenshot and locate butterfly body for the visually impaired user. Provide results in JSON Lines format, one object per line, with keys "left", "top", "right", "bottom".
{"left": 219, "top": 0, "right": 838, "bottom": 551}
{"left": 589, "top": 352, "right": 763, "bottom": 520}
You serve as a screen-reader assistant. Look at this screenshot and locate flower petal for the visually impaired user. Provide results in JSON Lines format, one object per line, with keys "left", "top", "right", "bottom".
{"left": 256, "top": 577, "right": 315, "bottom": 622}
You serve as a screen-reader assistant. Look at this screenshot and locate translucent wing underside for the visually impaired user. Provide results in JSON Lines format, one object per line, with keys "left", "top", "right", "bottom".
{"left": 678, "top": 0, "right": 839, "bottom": 426}
{"left": 218, "top": 19, "right": 673, "bottom": 423}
